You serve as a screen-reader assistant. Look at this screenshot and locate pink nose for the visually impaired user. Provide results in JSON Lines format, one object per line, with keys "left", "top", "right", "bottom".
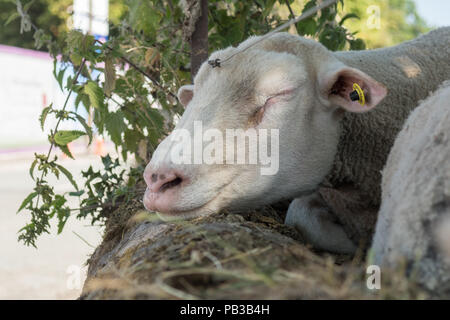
{"left": 144, "top": 168, "right": 183, "bottom": 193}
{"left": 143, "top": 167, "right": 185, "bottom": 213}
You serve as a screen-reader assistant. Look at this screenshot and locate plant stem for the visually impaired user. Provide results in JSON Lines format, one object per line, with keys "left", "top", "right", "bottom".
{"left": 34, "top": 59, "right": 87, "bottom": 209}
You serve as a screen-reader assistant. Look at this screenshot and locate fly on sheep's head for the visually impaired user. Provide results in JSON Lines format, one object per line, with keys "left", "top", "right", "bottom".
{"left": 208, "top": 58, "right": 221, "bottom": 68}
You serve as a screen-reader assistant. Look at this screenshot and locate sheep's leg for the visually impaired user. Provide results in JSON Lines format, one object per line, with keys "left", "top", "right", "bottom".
{"left": 285, "top": 192, "right": 357, "bottom": 254}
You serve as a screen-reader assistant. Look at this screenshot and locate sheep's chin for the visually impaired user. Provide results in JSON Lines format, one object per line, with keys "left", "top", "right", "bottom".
{"left": 155, "top": 206, "right": 215, "bottom": 222}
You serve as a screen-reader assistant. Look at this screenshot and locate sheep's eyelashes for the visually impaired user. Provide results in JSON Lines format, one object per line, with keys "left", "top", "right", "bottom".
{"left": 249, "top": 105, "right": 266, "bottom": 126}
{"left": 263, "top": 96, "right": 275, "bottom": 107}
{"left": 249, "top": 89, "right": 296, "bottom": 125}
{"left": 254, "top": 96, "right": 275, "bottom": 119}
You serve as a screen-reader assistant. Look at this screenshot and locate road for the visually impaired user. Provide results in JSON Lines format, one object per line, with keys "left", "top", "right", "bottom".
{"left": 0, "top": 154, "right": 107, "bottom": 299}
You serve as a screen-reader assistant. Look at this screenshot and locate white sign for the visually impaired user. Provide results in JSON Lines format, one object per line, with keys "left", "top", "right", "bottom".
{"left": 0, "top": 45, "right": 82, "bottom": 149}
{"left": 73, "top": 0, "right": 109, "bottom": 38}
{"left": 0, "top": 46, "right": 55, "bottom": 147}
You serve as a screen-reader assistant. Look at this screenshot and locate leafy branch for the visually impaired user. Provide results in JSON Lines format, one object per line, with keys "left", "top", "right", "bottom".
{"left": 18, "top": 58, "right": 87, "bottom": 246}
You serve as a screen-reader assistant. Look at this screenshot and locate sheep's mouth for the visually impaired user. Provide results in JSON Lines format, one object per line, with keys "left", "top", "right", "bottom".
{"left": 159, "top": 177, "right": 183, "bottom": 193}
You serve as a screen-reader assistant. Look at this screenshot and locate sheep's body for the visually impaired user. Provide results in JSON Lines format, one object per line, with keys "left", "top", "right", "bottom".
{"left": 436, "top": 216, "right": 450, "bottom": 259}
{"left": 318, "top": 27, "right": 450, "bottom": 245}
{"left": 371, "top": 81, "right": 450, "bottom": 296}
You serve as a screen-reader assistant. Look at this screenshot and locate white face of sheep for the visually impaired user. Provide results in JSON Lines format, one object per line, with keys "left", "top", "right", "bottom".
{"left": 143, "top": 34, "right": 387, "bottom": 219}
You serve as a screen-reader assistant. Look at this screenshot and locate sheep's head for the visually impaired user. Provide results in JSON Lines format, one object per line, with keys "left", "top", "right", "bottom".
{"left": 143, "top": 33, "right": 387, "bottom": 219}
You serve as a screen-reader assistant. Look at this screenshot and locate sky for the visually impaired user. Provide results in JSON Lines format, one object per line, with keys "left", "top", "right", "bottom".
{"left": 413, "top": 0, "right": 450, "bottom": 27}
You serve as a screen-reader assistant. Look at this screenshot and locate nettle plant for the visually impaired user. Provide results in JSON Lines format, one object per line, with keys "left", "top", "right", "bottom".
{"left": 13, "top": 0, "right": 364, "bottom": 247}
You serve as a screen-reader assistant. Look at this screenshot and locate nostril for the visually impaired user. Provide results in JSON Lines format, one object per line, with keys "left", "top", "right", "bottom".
{"left": 159, "top": 176, "right": 182, "bottom": 193}
{"left": 145, "top": 168, "right": 185, "bottom": 193}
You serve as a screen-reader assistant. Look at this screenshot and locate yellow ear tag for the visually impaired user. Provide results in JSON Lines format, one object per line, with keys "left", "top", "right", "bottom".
{"left": 350, "top": 83, "right": 365, "bottom": 106}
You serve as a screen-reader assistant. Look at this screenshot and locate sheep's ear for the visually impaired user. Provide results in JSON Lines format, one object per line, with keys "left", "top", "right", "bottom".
{"left": 177, "top": 85, "right": 194, "bottom": 107}
{"left": 318, "top": 65, "right": 387, "bottom": 113}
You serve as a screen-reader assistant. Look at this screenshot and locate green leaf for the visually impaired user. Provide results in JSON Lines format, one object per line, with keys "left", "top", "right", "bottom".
{"left": 65, "top": 29, "right": 84, "bottom": 51}
{"left": 296, "top": 18, "right": 317, "bottom": 36}
{"left": 51, "top": 195, "right": 70, "bottom": 234}
{"left": 297, "top": 0, "right": 318, "bottom": 36}
{"left": 128, "top": 0, "right": 159, "bottom": 37}
{"left": 39, "top": 104, "right": 53, "bottom": 130}
{"left": 105, "top": 111, "right": 126, "bottom": 145}
{"left": 54, "top": 130, "right": 86, "bottom": 146}
{"left": 319, "top": 25, "right": 347, "bottom": 51}
{"left": 57, "top": 209, "right": 70, "bottom": 234}
{"left": 29, "top": 159, "right": 38, "bottom": 180}
{"left": 17, "top": 192, "right": 38, "bottom": 213}
{"left": 23, "top": 0, "right": 36, "bottom": 12}
{"left": 69, "top": 190, "right": 84, "bottom": 197}
{"left": 74, "top": 92, "right": 83, "bottom": 110}
{"left": 318, "top": 7, "right": 335, "bottom": 29}
{"left": 123, "top": 129, "right": 141, "bottom": 154}
{"left": 70, "top": 52, "right": 83, "bottom": 66}
{"left": 55, "top": 163, "right": 79, "bottom": 190}
{"left": 339, "top": 13, "right": 360, "bottom": 26}
{"left": 53, "top": 61, "right": 66, "bottom": 91}
{"left": 74, "top": 113, "right": 93, "bottom": 144}
{"left": 4, "top": 12, "right": 19, "bottom": 26}
{"left": 58, "top": 144, "right": 74, "bottom": 159}
{"left": 349, "top": 38, "right": 366, "bottom": 50}
{"left": 104, "top": 57, "right": 116, "bottom": 97}
{"left": 84, "top": 81, "right": 105, "bottom": 109}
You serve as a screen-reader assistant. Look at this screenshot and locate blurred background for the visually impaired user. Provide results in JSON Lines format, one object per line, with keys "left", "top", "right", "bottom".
{"left": 0, "top": 0, "right": 448, "bottom": 299}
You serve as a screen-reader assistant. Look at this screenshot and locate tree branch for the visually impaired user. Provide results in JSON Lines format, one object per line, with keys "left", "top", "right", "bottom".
{"left": 285, "top": 0, "right": 296, "bottom": 19}
{"left": 190, "top": 0, "right": 209, "bottom": 79}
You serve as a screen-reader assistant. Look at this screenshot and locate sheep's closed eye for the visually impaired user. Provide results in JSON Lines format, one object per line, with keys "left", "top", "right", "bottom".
{"left": 264, "top": 88, "right": 297, "bottom": 107}
{"left": 251, "top": 88, "right": 297, "bottom": 125}
{"left": 264, "top": 95, "right": 277, "bottom": 108}
{"left": 251, "top": 99, "right": 271, "bottom": 125}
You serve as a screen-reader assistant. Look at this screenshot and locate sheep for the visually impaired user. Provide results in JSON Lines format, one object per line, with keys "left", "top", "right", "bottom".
{"left": 436, "top": 215, "right": 450, "bottom": 260}
{"left": 143, "top": 27, "right": 450, "bottom": 254}
{"left": 308, "top": 27, "right": 450, "bottom": 250}
{"left": 371, "top": 80, "right": 450, "bottom": 296}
